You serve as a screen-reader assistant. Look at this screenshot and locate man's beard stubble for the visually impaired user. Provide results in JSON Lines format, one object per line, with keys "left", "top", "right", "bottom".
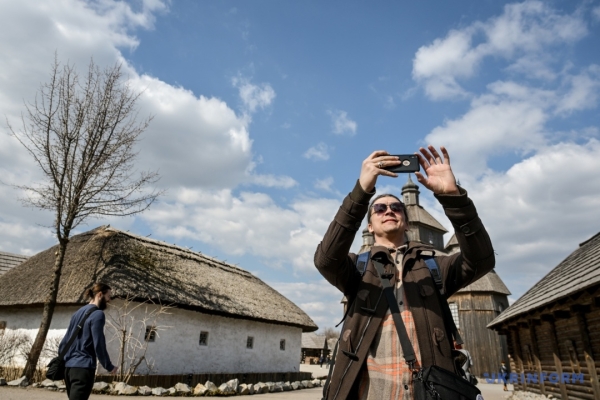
{"left": 98, "top": 296, "right": 107, "bottom": 310}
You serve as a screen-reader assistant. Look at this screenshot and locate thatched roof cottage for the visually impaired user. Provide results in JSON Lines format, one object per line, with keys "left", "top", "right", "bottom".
{"left": 0, "top": 226, "right": 317, "bottom": 375}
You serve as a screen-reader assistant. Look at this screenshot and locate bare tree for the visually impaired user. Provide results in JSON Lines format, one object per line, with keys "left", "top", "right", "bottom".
{"left": 0, "top": 330, "right": 31, "bottom": 373}
{"left": 41, "top": 335, "right": 64, "bottom": 362}
{"left": 105, "top": 296, "right": 172, "bottom": 383}
{"left": 8, "top": 56, "right": 161, "bottom": 379}
{"left": 322, "top": 327, "right": 340, "bottom": 341}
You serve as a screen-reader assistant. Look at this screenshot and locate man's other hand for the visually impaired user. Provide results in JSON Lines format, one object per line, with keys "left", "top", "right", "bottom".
{"left": 414, "top": 145, "right": 459, "bottom": 195}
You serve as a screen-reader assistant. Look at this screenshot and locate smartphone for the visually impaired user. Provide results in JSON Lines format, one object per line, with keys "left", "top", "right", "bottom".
{"left": 383, "top": 154, "right": 420, "bottom": 173}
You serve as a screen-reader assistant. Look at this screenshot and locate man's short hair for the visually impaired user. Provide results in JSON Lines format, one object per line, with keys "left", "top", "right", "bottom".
{"left": 367, "top": 194, "right": 409, "bottom": 224}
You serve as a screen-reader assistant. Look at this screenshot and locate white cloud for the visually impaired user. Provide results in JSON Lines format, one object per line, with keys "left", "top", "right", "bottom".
{"left": 594, "top": 6, "right": 600, "bottom": 21}
{"left": 414, "top": 1, "right": 600, "bottom": 309}
{"left": 315, "top": 177, "right": 335, "bottom": 192}
{"left": 247, "top": 174, "right": 297, "bottom": 189}
{"left": 304, "top": 143, "right": 331, "bottom": 161}
{"left": 467, "top": 139, "right": 600, "bottom": 298}
{"left": 0, "top": 0, "right": 317, "bottom": 325}
{"left": 412, "top": 28, "right": 477, "bottom": 99}
{"left": 267, "top": 280, "right": 345, "bottom": 328}
{"left": 328, "top": 110, "right": 357, "bottom": 136}
{"left": 413, "top": 1, "right": 589, "bottom": 100}
{"left": 143, "top": 188, "right": 341, "bottom": 274}
{"left": 0, "top": 1, "right": 173, "bottom": 256}
{"left": 231, "top": 76, "right": 276, "bottom": 114}
{"left": 425, "top": 92, "right": 547, "bottom": 179}
{"left": 554, "top": 65, "right": 600, "bottom": 115}
{"left": 132, "top": 74, "right": 254, "bottom": 189}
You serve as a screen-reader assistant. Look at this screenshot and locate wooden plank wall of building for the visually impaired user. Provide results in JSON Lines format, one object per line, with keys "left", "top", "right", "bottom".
{"left": 453, "top": 292, "right": 508, "bottom": 377}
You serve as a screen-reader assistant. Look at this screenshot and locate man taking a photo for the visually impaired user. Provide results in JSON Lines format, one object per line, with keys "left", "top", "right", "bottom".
{"left": 315, "top": 146, "right": 495, "bottom": 400}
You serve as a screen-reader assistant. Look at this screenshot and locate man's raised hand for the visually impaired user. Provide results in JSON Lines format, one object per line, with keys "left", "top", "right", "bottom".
{"left": 414, "top": 145, "right": 459, "bottom": 195}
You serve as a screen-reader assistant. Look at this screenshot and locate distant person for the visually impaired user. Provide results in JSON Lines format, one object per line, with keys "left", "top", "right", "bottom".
{"left": 326, "top": 355, "right": 331, "bottom": 368}
{"left": 59, "top": 283, "right": 118, "bottom": 400}
{"left": 500, "top": 360, "right": 509, "bottom": 391}
{"left": 319, "top": 355, "right": 325, "bottom": 368}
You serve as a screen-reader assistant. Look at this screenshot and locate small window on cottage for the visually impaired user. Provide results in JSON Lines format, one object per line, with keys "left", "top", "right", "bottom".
{"left": 144, "top": 326, "right": 156, "bottom": 342}
{"left": 280, "top": 339, "right": 286, "bottom": 351}
{"left": 0, "top": 321, "right": 6, "bottom": 330}
{"left": 449, "top": 302, "right": 459, "bottom": 329}
{"left": 199, "top": 331, "right": 209, "bottom": 346}
{"left": 246, "top": 336, "right": 254, "bottom": 349}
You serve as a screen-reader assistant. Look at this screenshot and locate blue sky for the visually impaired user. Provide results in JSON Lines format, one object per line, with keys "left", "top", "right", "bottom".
{"left": 1, "top": 0, "right": 600, "bottom": 329}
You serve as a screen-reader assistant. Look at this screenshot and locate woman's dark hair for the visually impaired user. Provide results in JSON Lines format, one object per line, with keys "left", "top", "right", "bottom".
{"left": 366, "top": 193, "right": 408, "bottom": 224}
{"left": 86, "top": 283, "right": 112, "bottom": 299}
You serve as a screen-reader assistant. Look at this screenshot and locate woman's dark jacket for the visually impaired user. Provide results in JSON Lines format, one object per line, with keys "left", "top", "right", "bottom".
{"left": 314, "top": 181, "right": 495, "bottom": 400}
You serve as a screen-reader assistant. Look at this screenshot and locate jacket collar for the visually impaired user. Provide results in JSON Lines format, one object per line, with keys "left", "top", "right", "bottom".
{"left": 370, "top": 241, "right": 437, "bottom": 268}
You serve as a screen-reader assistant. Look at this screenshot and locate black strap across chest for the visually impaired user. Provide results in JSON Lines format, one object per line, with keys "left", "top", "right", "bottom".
{"left": 58, "top": 306, "right": 98, "bottom": 360}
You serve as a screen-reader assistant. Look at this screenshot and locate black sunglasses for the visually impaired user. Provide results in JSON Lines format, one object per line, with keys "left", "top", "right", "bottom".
{"left": 371, "top": 202, "right": 405, "bottom": 215}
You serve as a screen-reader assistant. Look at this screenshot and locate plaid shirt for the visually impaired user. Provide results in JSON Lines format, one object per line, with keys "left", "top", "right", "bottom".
{"left": 358, "top": 247, "right": 421, "bottom": 400}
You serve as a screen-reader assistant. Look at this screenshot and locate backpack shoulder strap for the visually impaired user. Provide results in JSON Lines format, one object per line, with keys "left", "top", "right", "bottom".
{"left": 422, "top": 255, "right": 445, "bottom": 296}
{"left": 421, "top": 255, "right": 464, "bottom": 346}
{"left": 356, "top": 251, "right": 370, "bottom": 276}
{"left": 59, "top": 306, "right": 99, "bottom": 359}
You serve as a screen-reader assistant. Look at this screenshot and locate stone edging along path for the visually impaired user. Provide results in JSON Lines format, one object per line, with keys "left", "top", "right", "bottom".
{"left": 1, "top": 375, "right": 326, "bottom": 396}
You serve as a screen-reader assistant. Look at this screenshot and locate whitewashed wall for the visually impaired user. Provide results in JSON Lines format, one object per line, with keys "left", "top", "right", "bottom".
{"left": 0, "top": 301, "right": 303, "bottom": 375}
{"left": 0, "top": 306, "right": 77, "bottom": 367}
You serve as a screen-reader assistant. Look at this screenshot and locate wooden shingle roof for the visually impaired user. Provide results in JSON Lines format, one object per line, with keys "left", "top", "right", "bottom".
{"left": 444, "top": 234, "right": 459, "bottom": 252}
{"left": 457, "top": 269, "right": 510, "bottom": 295}
{"left": 0, "top": 226, "right": 317, "bottom": 332}
{"left": 406, "top": 205, "right": 448, "bottom": 233}
{"left": 488, "top": 231, "right": 600, "bottom": 329}
{"left": 0, "top": 251, "right": 28, "bottom": 276}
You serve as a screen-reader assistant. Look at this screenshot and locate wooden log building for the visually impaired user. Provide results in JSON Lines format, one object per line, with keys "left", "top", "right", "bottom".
{"left": 444, "top": 235, "right": 511, "bottom": 378}
{"left": 301, "top": 332, "right": 336, "bottom": 364}
{"left": 488, "top": 231, "right": 600, "bottom": 400}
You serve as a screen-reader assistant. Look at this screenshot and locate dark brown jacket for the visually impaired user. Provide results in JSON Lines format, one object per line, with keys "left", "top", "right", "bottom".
{"left": 315, "top": 181, "right": 495, "bottom": 400}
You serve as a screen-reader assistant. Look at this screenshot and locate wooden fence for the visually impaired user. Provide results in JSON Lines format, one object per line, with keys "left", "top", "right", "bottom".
{"left": 95, "top": 371, "right": 313, "bottom": 388}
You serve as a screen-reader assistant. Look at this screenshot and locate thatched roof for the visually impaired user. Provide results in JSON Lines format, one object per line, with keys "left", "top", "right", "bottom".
{"left": 0, "top": 226, "right": 317, "bottom": 332}
{"left": 488, "top": 231, "right": 600, "bottom": 329}
{"left": 0, "top": 251, "right": 28, "bottom": 276}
